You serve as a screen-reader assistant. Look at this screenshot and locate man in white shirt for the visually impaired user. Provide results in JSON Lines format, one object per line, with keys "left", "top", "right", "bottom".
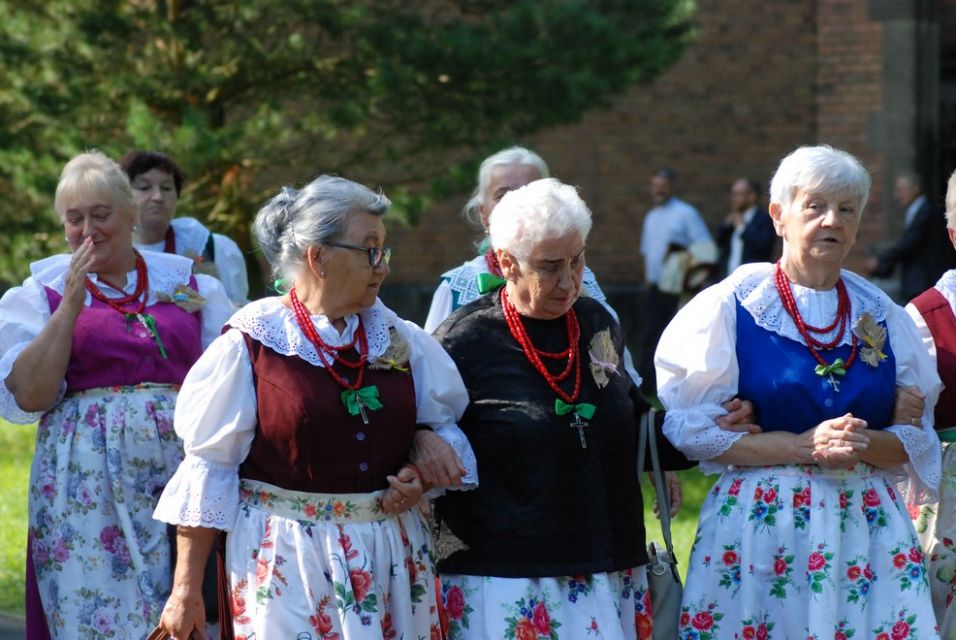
{"left": 638, "top": 167, "right": 712, "bottom": 391}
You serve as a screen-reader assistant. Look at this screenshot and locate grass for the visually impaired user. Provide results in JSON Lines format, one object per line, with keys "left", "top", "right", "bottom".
{"left": 0, "top": 419, "right": 715, "bottom": 617}
{"left": 0, "top": 419, "right": 34, "bottom": 617}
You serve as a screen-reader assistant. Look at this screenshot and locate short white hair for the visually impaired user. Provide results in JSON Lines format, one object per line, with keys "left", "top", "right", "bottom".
{"left": 463, "top": 146, "right": 549, "bottom": 226}
{"left": 488, "top": 178, "right": 592, "bottom": 260}
{"left": 769, "top": 145, "right": 871, "bottom": 212}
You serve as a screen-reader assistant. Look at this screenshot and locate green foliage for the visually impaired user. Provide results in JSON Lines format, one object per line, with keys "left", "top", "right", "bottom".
{"left": 0, "top": 0, "right": 693, "bottom": 286}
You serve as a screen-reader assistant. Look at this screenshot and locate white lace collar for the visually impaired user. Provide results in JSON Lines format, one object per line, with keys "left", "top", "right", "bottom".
{"left": 934, "top": 269, "right": 956, "bottom": 316}
{"left": 30, "top": 250, "right": 194, "bottom": 305}
{"left": 227, "top": 297, "right": 396, "bottom": 367}
{"left": 731, "top": 262, "right": 890, "bottom": 347}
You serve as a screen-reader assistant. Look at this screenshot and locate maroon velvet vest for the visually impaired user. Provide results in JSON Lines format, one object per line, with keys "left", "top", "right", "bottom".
{"left": 237, "top": 331, "right": 417, "bottom": 493}
{"left": 45, "top": 281, "right": 202, "bottom": 392}
{"left": 912, "top": 287, "right": 956, "bottom": 428}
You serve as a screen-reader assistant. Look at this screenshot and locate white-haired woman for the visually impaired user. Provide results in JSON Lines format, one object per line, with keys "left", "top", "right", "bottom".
{"left": 908, "top": 168, "right": 956, "bottom": 636}
{"left": 423, "top": 148, "right": 639, "bottom": 377}
{"left": 0, "top": 151, "right": 234, "bottom": 638}
{"left": 431, "top": 178, "right": 760, "bottom": 640}
{"left": 154, "top": 175, "right": 476, "bottom": 639}
{"left": 656, "top": 146, "right": 942, "bottom": 638}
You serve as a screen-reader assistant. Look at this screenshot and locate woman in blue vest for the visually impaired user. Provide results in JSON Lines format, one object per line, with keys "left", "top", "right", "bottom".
{"left": 656, "top": 145, "right": 942, "bottom": 639}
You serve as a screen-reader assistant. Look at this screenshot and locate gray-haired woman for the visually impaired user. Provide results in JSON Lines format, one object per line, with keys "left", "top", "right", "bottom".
{"left": 154, "top": 175, "right": 475, "bottom": 639}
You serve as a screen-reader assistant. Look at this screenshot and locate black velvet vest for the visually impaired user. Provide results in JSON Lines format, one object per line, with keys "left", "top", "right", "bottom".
{"left": 434, "top": 292, "right": 690, "bottom": 578}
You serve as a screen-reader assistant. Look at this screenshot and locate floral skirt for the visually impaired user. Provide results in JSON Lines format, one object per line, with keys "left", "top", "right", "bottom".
{"left": 915, "top": 441, "right": 956, "bottom": 640}
{"left": 29, "top": 385, "right": 183, "bottom": 639}
{"left": 680, "top": 464, "right": 939, "bottom": 639}
{"left": 227, "top": 479, "right": 442, "bottom": 640}
{"left": 439, "top": 566, "right": 652, "bottom": 640}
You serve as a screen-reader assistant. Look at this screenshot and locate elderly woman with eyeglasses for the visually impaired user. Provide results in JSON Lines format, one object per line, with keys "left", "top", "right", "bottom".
{"left": 656, "top": 146, "right": 941, "bottom": 638}
{"left": 154, "top": 175, "right": 475, "bottom": 639}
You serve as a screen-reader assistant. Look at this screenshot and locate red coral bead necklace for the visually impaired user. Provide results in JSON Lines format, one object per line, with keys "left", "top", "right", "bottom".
{"left": 289, "top": 286, "right": 367, "bottom": 391}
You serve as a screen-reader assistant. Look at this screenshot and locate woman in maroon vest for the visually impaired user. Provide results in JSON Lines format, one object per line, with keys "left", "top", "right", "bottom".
{"left": 154, "top": 175, "right": 474, "bottom": 639}
{"left": 908, "top": 168, "right": 956, "bottom": 636}
{"left": 0, "top": 151, "right": 234, "bottom": 639}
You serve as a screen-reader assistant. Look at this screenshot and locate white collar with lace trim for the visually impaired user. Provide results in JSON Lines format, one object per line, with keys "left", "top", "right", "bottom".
{"left": 227, "top": 296, "right": 397, "bottom": 367}
{"left": 934, "top": 269, "right": 956, "bottom": 316}
{"left": 730, "top": 262, "right": 890, "bottom": 347}
{"left": 30, "top": 250, "right": 194, "bottom": 306}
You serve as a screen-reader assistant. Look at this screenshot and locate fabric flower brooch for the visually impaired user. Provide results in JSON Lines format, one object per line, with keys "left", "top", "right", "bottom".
{"left": 588, "top": 328, "right": 620, "bottom": 388}
{"left": 852, "top": 312, "right": 888, "bottom": 368}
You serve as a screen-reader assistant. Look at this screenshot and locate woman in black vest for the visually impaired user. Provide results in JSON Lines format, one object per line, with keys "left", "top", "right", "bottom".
{"left": 432, "top": 177, "right": 754, "bottom": 639}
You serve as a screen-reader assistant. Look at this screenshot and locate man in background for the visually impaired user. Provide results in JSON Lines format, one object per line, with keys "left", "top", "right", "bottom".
{"left": 715, "top": 178, "right": 776, "bottom": 280}
{"left": 639, "top": 167, "right": 711, "bottom": 391}
{"left": 866, "top": 172, "right": 954, "bottom": 302}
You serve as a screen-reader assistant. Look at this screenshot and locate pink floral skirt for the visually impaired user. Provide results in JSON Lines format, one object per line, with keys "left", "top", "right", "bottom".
{"left": 680, "top": 464, "right": 939, "bottom": 639}
{"left": 440, "top": 565, "right": 652, "bottom": 640}
{"left": 226, "top": 479, "right": 442, "bottom": 640}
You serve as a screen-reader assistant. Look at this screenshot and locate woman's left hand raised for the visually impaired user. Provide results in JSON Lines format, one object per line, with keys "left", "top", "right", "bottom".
{"left": 381, "top": 465, "right": 424, "bottom": 514}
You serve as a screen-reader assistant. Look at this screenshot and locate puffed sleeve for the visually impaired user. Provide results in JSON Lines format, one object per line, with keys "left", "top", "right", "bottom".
{"left": 0, "top": 279, "right": 63, "bottom": 424}
{"left": 423, "top": 280, "right": 454, "bottom": 334}
{"left": 195, "top": 274, "right": 236, "bottom": 348}
{"left": 884, "top": 303, "right": 943, "bottom": 504}
{"left": 655, "top": 281, "right": 744, "bottom": 475}
{"left": 211, "top": 233, "right": 250, "bottom": 306}
{"left": 153, "top": 328, "right": 257, "bottom": 530}
{"left": 393, "top": 318, "right": 477, "bottom": 488}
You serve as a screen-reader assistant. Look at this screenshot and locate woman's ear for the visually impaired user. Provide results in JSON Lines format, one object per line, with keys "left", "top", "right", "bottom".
{"left": 497, "top": 249, "right": 520, "bottom": 280}
{"left": 307, "top": 245, "right": 327, "bottom": 277}
{"left": 768, "top": 202, "right": 784, "bottom": 237}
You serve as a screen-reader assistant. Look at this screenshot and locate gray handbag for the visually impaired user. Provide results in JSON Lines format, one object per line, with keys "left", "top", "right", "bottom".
{"left": 637, "top": 408, "right": 683, "bottom": 640}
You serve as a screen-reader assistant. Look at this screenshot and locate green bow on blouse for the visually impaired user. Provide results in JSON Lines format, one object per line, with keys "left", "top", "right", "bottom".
{"left": 340, "top": 385, "right": 384, "bottom": 417}
{"left": 476, "top": 272, "right": 506, "bottom": 294}
{"left": 554, "top": 399, "right": 597, "bottom": 420}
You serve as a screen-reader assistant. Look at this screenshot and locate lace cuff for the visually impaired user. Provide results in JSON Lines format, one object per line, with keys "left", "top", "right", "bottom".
{"left": 885, "top": 424, "right": 942, "bottom": 506}
{"left": 0, "top": 343, "right": 58, "bottom": 424}
{"left": 153, "top": 455, "right": 240, "bottom": 531}
{"left": 662, "top": 404, "right": 746, "bottom": 467}
{"left": 436, "top": 423, "right": 478, "bottom": 488}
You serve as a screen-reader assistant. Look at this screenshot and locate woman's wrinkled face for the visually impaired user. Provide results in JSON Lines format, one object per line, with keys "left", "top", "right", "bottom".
{"left": 131, "top": 168, "right": 178, "bottom": 238}
{"left": 62, "top": 192, "right": 136, "bottom": 274}
{"left": 317, "top": 210, "right": 390, "bottom": 313}
{"left": 479, "top": 163, "right": 543, "bottom": 229}
{"left": 770, "top": 188, "right": 862, "bottom": 266}
{"left": 500, "top": 230, "right": 585, "bottom": 320}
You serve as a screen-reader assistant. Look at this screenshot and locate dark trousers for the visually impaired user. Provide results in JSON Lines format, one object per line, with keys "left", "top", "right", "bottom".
{"left": 638, "top": 286, "right": 679, "bottom": 395}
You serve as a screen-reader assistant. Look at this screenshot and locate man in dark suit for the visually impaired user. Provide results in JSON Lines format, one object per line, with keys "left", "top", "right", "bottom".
{"left": 715, "top": 178, "right": 777, "bottom": 280}
{"left": 866, "top": 172, "right": 955, "bottom": 302}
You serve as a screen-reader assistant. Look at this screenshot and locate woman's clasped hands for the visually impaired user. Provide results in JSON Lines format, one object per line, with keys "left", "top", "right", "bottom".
{"left": 802, "top": 413, "right": 869, "bottom": 468}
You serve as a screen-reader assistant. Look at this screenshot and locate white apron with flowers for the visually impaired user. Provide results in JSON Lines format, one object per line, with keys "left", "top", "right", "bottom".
{"left": 440, "top": 567, "right": 653, "bottom": 640}
{"left": 914, "top": 441, "right": 956, "bottom": 640}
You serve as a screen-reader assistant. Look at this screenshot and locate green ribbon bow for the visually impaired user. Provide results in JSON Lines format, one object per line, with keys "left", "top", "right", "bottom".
{"left": 128, "top": 312, "right": 168, "bottom": 360}
{"left": 340, "top": 385, "right": 384, "bottom": 417}
{"left": 476, "top": 272, "right": 506, "bottom": 294}
{"left": 814, "top": 358, "right": 847, "bottom": 377}
{"left": 554, "top": 398, "right": 597, "bottom": 420}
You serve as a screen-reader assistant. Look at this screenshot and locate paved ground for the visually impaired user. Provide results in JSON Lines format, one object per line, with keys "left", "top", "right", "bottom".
{"left": 0, "top": 614, "right": 23, "bottom": 640}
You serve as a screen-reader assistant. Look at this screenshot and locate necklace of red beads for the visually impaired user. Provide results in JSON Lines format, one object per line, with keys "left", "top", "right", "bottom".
{"left": 84, "top": 251, "right": 149, "bottom": 317}
{"left": 500, "top": 287, "right": 582, "bottom": 403}
{"left": 484, "top": 247, "right": 503, "bottom": 277}
{"left": 773, "top": 261, "right": 858, "bottom": 373}
{"left": 289, "top": 287, "right": 368, "bottom": 391}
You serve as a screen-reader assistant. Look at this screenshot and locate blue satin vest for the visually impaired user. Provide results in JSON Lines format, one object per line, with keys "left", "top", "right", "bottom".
{"left": 735, "top": 299, "right": 895, "bottom": 433}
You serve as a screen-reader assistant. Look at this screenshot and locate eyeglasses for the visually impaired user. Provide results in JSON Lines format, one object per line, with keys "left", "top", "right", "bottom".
{"left": 323, "top": 242, "right": 392, "bottom": 268}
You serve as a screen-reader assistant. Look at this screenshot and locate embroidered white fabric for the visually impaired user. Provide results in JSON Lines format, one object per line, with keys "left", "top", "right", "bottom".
{"left": 734, "top": 263, "right": 888, "bottom": 348}
{"left": 657, "top": 263, "right": 942, "bottom": 501}
{"left": 152, "top": 455, "right": 240, "bottom": 530}
{"left": 226, "top": 297, "right": 393, "bottom": 366}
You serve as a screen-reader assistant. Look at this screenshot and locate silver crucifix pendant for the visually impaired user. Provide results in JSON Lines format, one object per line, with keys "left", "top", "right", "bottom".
{"left": 135, "top": 313, "right": 154, "bottom": 337}
{"left": 570, "top": 412, "right": 588, "bottom": 449}
{"left": 826, "top": 374, "right": 841, "bottom": 392}
{"left": 356, "top": 397, "right": 369, "bottom": 424}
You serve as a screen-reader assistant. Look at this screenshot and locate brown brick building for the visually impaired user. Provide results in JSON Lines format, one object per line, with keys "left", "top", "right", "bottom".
{"left": 381, "top": 0, "right": 954, "bottom": 334}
